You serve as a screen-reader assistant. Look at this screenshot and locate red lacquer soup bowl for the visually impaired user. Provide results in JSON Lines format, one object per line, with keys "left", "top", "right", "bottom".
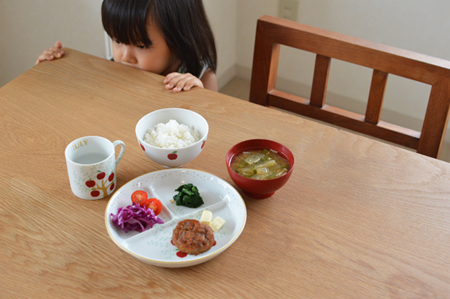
{"left": 225, "top": 139, "right": 295, "bottom": 199}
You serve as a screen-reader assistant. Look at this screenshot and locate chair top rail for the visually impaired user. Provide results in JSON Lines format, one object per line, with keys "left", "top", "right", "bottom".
{"left": 258, "top": 15, "right": 450, "bottom": 85}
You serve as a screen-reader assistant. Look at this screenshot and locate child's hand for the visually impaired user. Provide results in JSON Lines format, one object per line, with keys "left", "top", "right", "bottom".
{"left": 35, "top": 41, "right": 64, "bottom": 65}
{"left": 164, "top": 72, "right": 204, "bottom": 93}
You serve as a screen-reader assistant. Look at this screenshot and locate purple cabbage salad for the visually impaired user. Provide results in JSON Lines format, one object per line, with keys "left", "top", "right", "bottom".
{"left": 110, "top": 204, "right": 164, "bottom": 233}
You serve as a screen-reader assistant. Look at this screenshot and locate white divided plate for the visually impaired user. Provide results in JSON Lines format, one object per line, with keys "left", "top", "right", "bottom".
{"left": 105, "top": 169, "right": 247, "bottom": 267}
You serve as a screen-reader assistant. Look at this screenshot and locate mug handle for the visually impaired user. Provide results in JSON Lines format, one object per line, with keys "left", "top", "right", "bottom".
{"left": 113, "top": 140, "right": 126, "bottom": 167}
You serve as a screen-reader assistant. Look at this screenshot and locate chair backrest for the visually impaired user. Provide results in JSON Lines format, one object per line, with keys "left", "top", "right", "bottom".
{"left": 250, "top": 15, "right": 450, "bottom": 159}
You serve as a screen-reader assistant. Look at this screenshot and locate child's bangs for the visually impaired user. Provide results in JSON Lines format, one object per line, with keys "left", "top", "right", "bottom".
{"left": 102, "top": 0, "right": 152, "bottom": 46}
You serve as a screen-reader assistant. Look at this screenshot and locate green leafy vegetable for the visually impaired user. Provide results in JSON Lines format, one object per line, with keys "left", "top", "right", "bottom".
{"left": 173, "top": 183, "right": 204, "bottom": 208}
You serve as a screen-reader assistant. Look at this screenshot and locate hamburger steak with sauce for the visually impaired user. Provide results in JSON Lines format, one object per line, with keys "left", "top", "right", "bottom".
{"left": 172, "top": 219, "right": 215, "bottom": 255}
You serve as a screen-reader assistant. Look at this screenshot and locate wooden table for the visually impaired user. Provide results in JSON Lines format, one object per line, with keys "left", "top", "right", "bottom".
{"left": 1, "top": 49, "right": 450, "bottom": 298}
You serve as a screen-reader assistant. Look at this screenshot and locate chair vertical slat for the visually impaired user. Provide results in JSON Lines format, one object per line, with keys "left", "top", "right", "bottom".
{"left": 365, "top": 70, "right": 388, "bottom": 124}
{"left": 417, "top": 78, "right": 450, "bottom": 158}
{"left": 249, "top": 21, "right": 280, "bottom": 106}
{"left": 310, "top": 54, "right": 331, "bottom": 108}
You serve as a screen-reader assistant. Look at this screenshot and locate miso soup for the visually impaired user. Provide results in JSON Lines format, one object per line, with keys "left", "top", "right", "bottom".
{"left": 230, "top": 149, "right": 290, "bottom": 180}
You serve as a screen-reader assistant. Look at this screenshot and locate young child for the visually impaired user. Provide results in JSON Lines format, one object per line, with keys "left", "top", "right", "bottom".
{"left": 35, "top": 0, "right": 218, "bottom": 92}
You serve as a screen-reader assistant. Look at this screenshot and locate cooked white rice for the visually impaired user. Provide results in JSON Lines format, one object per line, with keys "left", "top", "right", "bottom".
{"left": 144, "top": 119, "right": 201, "bottom": 149}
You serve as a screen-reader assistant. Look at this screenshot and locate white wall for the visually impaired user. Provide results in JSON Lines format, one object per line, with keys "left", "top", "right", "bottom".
{"left": 203, "top": 0, "right": 238, "bottom": 88}
{"left": 0, "top": 0, "right": 105, "bottom": 87}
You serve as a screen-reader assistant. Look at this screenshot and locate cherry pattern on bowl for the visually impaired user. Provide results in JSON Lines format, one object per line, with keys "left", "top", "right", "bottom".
{"left": 168, "top": 151, "right": 178, "bottom": 160}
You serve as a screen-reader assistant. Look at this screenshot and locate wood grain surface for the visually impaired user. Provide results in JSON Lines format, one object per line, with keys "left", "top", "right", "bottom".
{"left": 1, "top": 49, "right": 450, "bottom": 298}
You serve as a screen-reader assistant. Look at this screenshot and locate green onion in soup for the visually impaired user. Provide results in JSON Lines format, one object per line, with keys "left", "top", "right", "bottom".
{"left": 230, "top": 149, "right": 290, "bottom": 180}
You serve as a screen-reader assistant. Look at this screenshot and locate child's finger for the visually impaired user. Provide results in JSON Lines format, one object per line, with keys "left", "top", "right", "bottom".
{"left": 35, "top": 43, "right": 64, "bottom": 65}
{"left": 163, "top": 73, "right": 175, "bottom": 84}
{"left": 177, "top": 78, "right": 196, "bottom": 91}
{"left": 35, "top": 54, "right": 50, "bottom": 65}
{"left": 35, "top": 53, "right": 59, "bottom": 65}
{"left": 46, "top": 48, "right": 64, "bottom": 58}
{"left": 164, "top": 73, "right": 181, "bottom": 85}
{"left": 164, "top": 72, "right": 182, "bottom": 80}
{"left": 173, "top": 76, "right": 193, "bottom": 92}
{"left": 54, "top": 50, "right": 64, "bottom": 58}
{"left": 165, "top": 74, "right": 188, "bottom": 89}
{"left": 183, "top": 79, "right": 201, "bottom": 91}
{"left": 175, "top": 77, "right": 203, "bottom": 92}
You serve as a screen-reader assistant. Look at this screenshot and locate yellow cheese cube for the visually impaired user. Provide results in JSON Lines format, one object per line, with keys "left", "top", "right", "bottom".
{"left": 210, "top": 216, "right": 225, "bottom": 232}
{"left": 200, "top": 210, "right": 212, "bottom": 226}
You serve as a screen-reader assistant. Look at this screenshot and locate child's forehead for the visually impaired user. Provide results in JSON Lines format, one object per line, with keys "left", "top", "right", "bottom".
{"left": 146, "top": 19, "right": 163, "bottom": 36}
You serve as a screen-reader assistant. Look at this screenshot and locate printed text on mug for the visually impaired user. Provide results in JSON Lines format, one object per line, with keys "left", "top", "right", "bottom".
{"left": 73, "top": 139, "right": 88, "bottom": 151}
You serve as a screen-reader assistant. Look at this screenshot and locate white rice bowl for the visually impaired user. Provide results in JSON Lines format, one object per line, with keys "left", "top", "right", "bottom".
{"left": 135, "top": 108, "right": 209, "bottom": 168}
{"left": 144, "top": 120, "right": 201, "bottom": 149}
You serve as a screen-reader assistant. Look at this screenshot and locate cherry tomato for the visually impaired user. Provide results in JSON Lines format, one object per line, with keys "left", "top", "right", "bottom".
{"left": 145, "top": 198, "right": 163, "bottom": 216}
{"left": 131, "top": 190, "right": 148, "bottom": 206}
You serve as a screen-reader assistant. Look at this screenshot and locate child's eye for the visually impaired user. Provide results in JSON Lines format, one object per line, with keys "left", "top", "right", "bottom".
{"left": 113, "top": 39, "right": 121, "bottom": 45}
{"left": 136, "top": 45, "right": 147, "bottom": 49}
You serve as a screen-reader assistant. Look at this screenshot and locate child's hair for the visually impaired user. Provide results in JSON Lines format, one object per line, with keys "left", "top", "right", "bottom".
{"left": 102, "top": 0, "right": 217, "bottom": 78}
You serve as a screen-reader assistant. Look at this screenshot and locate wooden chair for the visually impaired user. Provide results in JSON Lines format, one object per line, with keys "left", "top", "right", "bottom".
{"left": 250, "top": 15, "right": 450, "bottom": 159}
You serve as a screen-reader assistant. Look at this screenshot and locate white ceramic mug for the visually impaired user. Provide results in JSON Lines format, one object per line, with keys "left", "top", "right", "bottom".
{"left": 65, "top": 136, "right": 126, "bottom": 200}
